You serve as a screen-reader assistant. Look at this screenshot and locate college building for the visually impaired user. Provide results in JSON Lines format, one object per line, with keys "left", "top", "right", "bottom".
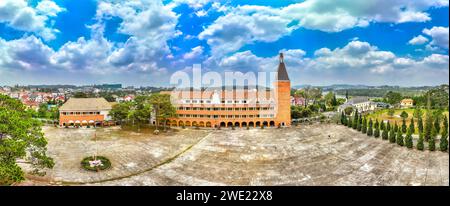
{"left": 164, "top": 53, "right": 291, "bottom": 128}
{"left": 59, "top": 98, "right": 113, "bottom": 126}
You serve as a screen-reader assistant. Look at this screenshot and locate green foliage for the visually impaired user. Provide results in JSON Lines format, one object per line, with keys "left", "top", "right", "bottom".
{"left": 417, "top": 133, "right": 425, "bottom": 151}
{"left": 409, "top": 118, "right": 415, "bottom": 134}
{"left": 380, "top": 121, "right": 385, "bottom": 130}
{"left": 387, "top": 108, "right": 395, "bottom": 117}
{"left": 400, "top": 111, "right": 408, "bottom": 119}
{"left": 81, "top": 156, "right": 111, "bottom": 171}
{"left": 340, "top": 111, "right": 345, "bottom": 125}
{"left": 440, "top": 134, "right": 448, "bottom": 152}
{"left": 367, "top": 119, "right": 373, "bottom": 136}
{"left": 389, "top": 126, "right": 396, "bottom": 143}
{"left": 418, "top": 116, "right": 424, "bottom": 134}
{"left": 362, "top": 117, "right": 367, "bottom": 134}
{"left": 352, "top": 109, "right": 359, "bottom": 130}
{"left": 0, "top": 94, "right": 54, "bottom": 185}
{"left": 429, "top": 135, "right": 436, "bottom": 151}
{"left": 396, "top": 129, "right": 404, "bottom": 146}
{"left": 374, "top": 120, "right": 380, "bottom": 138}
{"left": 413, "top": 108, "right": 423, "bottom": 119}
{"left": 394, "top": 123, "right": 398, "bottom": 133}
{"left": 347, "top": 117, "right": 352, "bottom": 128}
{"left": 424, "top": 110, "right": 433, "bottom": 141}
{"left": 386, "top": 121, "right": 391, "bottom": 131}
{"left": 291, "top": 106, "right": 312, "bottom": 119}
{"left": 382, "top": 126, "right": 389, "bottom": 140}
{"left": 344, "top": 107, "right": 353, "bottom": 115}
{"left": 401, "top": 119, "right": 407, "bottom": 133}
{"left": 433, "top": 115, "right": 441, "bottom": 134}
{"left": 405, "top": 128, "right": 413, "bottom": 148}
{"left": 384, "top": 91, "right": 403, "bottom": 105}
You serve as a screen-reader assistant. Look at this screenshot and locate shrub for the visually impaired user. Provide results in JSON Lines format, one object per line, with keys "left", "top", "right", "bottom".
{"left": 347, "top": 117, "right": 352, "bottom": 128}
{"left": 386, "top": 121, "right": 391, "bottom": 131}
{"left": 362, "top": 118, "right": 367, "bottom": 134}
{"left": 382, "top": 127, "right": 389, "bottom": 140}
{"left": 405, "top": 128, "right": 413, "bottom": 148}
{"left": 417, "top": 133, "right": 424, "bottom": 151}
{"left": 81, "top": 156, "right": 111, "bottom": 172}
{"left": 396, "top": 130, "right": 404, "bottom": 146}
{"left": 401, "top": 119, "right": 407, "bottom": 133}
{"left": 429, "top": 135, "right": 436, "bottom": 151}
{"left": 374, "top": 120, "right": 380, "bottom": 138}
{"left": 418, "top": 116, "right": 423, "bottom": 133}
{"left": 409, "top": 118, "right": 415, "bottom": 134}
{"left": 389, "top": 127, "right": 396, "bottom": 143}
{"left": 440, "top": 135, "right": 448, "bottom": 152}
{"left": 367, "top": 119, "right": 373, "bottom": 136}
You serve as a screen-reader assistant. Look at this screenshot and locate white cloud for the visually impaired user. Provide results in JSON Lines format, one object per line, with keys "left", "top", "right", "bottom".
{"left": 200, "top": 0, "right": 448, "bottom": 57}
{"left": 0, "top": 0, "right": 64, "bottom": 41}
{"left": 195, "top": 10, "right": 208, "bottom": 17}
{"left": 183, "top": 46, "right": 204, "bottom": 59}
{"left": 408, "top": 35, "right": 429, "bottom": 45}
{"left": 423, "top": 26, "right": 449, "bottom": 49}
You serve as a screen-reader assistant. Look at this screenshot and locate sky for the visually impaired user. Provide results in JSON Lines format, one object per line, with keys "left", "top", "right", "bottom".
{"left": 0, "top": 0, "right": 449, "bottom": 87}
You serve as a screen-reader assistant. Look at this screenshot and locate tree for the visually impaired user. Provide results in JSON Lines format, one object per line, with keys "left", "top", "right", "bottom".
{"left": 345, "top": 90, "right": 349, "bottom": 100}
{"left": 396, "top": 129, "right": 404, "bottom": 146}
{"left": 380, "top": 121, "right": 385, "bottom": 130}
{"left": 358, "top": 114, "right": 363, "bottom": 131}
{"left": 384, "top": 91, "right": 403, "bottom": 105}
{"left": 340, "top": 111, "right": 346, "bottom": 125}
{"left": 37, "top": 103, "right": 49, "bottom": 118}
{"left": 110, "top": 102, "right": 132, "bottom": 128}
{"left": 409, "top": 118, "right": 415, "bottom": 134}
{"left": 347, "top": 117, "right": 352, "bottom": 128}
{"left": 440, "top": 133, "right": 448, "bottom": 152}
{"left": 417, "top": 132, "right": 424, "bottom": 151}
{"left": 413, "top": 108, "right": 423, "bottom": 119}
{"left": 149, "top": 93, "right": 176, "bottom": 131}
{"left": 433, "top": 115, "right": 441, "bottom": 134}
{"left": 0, "top": 94, "right": 54, "bottom": 185}
{"left": 362, "top": 117, "right": 367, "bottom": 134}
{"left": 389, "top": 124, "right": 396, "bottom": 143}
{"left": 382, "top": 123, "right": 389, "bottom": 140}
{"left": 73, "top": 92, "right": 88, "bottom": 98}
{"left": 353, "top": 109, "right": 359, "bottom": 130}
{"left": 424, "top": 115, "right": 433, "bottom": 142}
{"left": 394, "top": 122, "right": 398, "bottom": 133}
{"left": 386, "top": 121, "right": 391, "bottom": 131}
{"left": 418, "top": 116, "right": 424, "bottom": 134}
{"left": 367, "top": 119, "right": 373, "bottom": 136}
{"left": 401, "top": 118, "right": 407, "bottom": 133}
{"left": 400, "top": 111, "right": 408, "bottom": 120}
{"left": 387, "top": 108, "right": 395, "bottom": 117}
{"left": 374, "top": 120, "right": 380, "bottom": 138}
{"left": 428, "top": 123, "right": 438, "bottom": 151}
{"left": 405, "top": 128, "right": 413, "bottom": 148}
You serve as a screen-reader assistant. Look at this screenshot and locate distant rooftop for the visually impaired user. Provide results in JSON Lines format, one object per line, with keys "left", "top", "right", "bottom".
{"left": 60, "top": 98, "right": 112, "bottom": 111}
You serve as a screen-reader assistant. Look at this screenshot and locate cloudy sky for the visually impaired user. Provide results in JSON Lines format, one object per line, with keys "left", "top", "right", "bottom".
{"left": 0, "top": 0, "right": 449, "bottom": 87}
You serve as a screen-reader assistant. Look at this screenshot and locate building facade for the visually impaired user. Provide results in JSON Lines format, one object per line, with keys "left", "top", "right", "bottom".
{"left": 165, "top": 53, "right": 291, "bottom": 128}
{"left": 338, "top": 96, "right": 376, "bottom": 113}
{"left": 59, "top": 98, "right": 113, "bottom": 126}
{"left": 400, "top": 98, "right": 414, "bottom": 108}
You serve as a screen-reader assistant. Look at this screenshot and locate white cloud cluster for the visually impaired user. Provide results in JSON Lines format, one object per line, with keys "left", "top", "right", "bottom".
{"left": 211, "top": 40, "right": 449, "bottom": 86}
{"left": 0, "top": 0, "right": 65, "bottom": 40}
{"left": 408, "top": 35, "right": 429, "bottom": 45}
{"left": 200, "top": 0, "right": 448, "bottom": 56}
{"left": 423, "top": 26, "right": 449, "bottom": 49}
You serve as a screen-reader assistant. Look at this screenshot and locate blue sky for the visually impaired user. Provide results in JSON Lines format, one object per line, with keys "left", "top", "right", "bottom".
{"left": 0, "top": 0, "right": 449, "bottom": 87}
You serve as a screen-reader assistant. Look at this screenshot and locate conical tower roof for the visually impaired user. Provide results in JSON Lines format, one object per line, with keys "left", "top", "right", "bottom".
{"left": 277, "top": 53, "right": 290, "bottom": 81}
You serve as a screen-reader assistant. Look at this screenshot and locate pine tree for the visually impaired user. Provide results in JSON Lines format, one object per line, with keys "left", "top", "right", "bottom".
{"left": 418, "top": 116, "right": 423, "bottom": 134}
{"left": 367, "top": 119, "right": 373, "bottom": 136}
{"left": 417, "top": 132, "right": 424, "bottom": 151}
{"left": 405, "top": 127, "right": 413, "bottom": 148}
{"left": 382, "top": 124, "right": 389, "bottom": 140}
{"left": 401, "top": 118, "right": 407, "bottom": 133}
{"left": 374, "top": 120, "right": 380, "bottom": 138}
{"left": 389, "top": 125, "right": 396, "bottom": 143}
{"left": 353, "top": 109, "right": 359, "bottom": 129}
{"left": 340, "top": 111, "right": 345, "bottom": 125}
{"left": 357, "top": 115, "right": 362, "bottom": 131}
{"left": 434, "top": 116, "right": 441, "bottom": 134}
{"left": 396, "top": 129, "right": 404, "bottom": 146}
{"left": 428, "top": 125, "right": 437, "bottom": 151}
{"left": 443, "top": 116, "right": 448, "bottom": 134}
{"left": 425, "top": 116, "right": 432, "bottom": 141}
{"left": 394, "top": 122, "right": 398, "bottom": 133}
{"left": 347, "top": 117, "right": 352, "bottom": 128}
{"left": 386, "top": 121, "right": 391, "bottom": 131}
{"left": 362, "top": 117, "right": 367, "bottom": 134}
{"left": 380, "top": 121, "right": 385, "bottom": 130}
{"left": 409, "top": 118, "right": 415, "bottom": 134}
{"left": 440, "top": 134, "right": 448, "bottom": 152}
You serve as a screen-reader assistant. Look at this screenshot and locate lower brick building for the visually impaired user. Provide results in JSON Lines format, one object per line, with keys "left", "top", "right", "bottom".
{"left": 59, "top": 98, "right": 113, "bottom": 126}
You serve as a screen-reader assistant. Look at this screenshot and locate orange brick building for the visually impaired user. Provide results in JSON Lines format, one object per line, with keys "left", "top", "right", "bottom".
{"left": 165, "top": 53, "right": 291, "bottom": 128}
{"left": 59, "top": 98, "right": 113, "bottom": 126}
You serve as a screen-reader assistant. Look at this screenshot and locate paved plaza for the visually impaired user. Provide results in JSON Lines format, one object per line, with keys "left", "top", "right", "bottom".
{"left": 19, "top": 124, "right": 449, "bottom": 186}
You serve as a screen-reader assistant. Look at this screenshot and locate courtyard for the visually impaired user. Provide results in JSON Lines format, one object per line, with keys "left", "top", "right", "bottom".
{"left": 18, "top": 123, "right": 449, "bottom": 186}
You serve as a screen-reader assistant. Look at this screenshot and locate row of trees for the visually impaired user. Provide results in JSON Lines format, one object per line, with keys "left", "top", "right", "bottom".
{"left": 109, "top": 93, "right": 176, "bottom": 132}
{"left": 340, "top": 109, "right": 448, "bottom": 152}
{"left": 381, "top": 85, "right": 449, "bottom": 108}
{"left": 1, "top": 94, "right": 54, "bottom": 185}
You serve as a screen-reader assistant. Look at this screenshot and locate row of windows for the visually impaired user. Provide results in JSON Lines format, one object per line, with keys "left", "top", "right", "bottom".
{"left": 61, "top": 112, "right": 101, "bottom": 115}
{"left": 178, "top": 114, "right": 275, "bottom": 119}
{"left": 177, "top": 107, "right": 274, "bottom": 111}
{"left": 183, "top": 99, "right": 274, "bottom": 104}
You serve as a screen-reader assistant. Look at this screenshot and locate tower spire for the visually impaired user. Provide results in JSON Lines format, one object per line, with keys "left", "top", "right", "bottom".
{"left": 279, "top": 53, "right": 284, "bottom": 63}
{"left": 276, "top": 52, "right": 289, "bottom": 81}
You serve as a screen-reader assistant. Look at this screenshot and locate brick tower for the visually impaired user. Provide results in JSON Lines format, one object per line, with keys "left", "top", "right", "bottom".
{"left": 274, "top": 53, "right": 291, "bottom": 127}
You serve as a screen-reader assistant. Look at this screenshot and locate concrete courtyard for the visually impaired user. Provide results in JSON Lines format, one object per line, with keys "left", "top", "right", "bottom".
{"left": 19, "top": 123, "right": 449, "bottom": 186}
